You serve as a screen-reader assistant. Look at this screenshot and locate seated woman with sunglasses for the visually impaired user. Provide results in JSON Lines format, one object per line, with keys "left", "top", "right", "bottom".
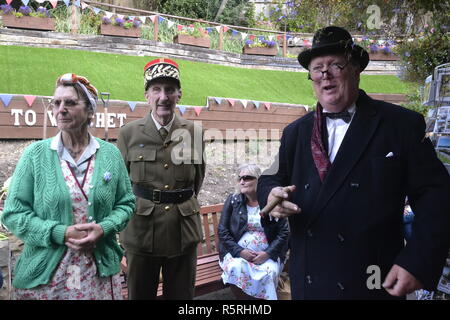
{"left": 218, "top": 164, "right": 289, "bottom": 300}
{"left": 1, "top": 74, "right": 135, "bottom": 300}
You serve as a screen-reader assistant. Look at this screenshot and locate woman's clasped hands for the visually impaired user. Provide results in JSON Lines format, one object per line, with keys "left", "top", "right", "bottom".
{"left": 64, "top": 223, "right": 104, "bottom": 252}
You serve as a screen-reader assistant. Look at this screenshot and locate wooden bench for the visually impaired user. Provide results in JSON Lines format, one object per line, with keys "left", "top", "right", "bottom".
{"left": 120, "top": 203, "right": 225, "bottom": 299}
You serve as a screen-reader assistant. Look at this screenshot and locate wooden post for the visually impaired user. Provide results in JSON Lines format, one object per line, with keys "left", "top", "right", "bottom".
{"left": 153, "top": 15, "right": 159, "bottom": 41}
{"left": 42, "top": 97, "right": 49, "bottom": 140}
{"left": 70, "top": 1, "right": 78, "bottom": 34}
{"left": 219, "top": 26, "right": 224, "bottom": 51}
{"left": 283, "top": 33, "right": 287, "bottom": 57}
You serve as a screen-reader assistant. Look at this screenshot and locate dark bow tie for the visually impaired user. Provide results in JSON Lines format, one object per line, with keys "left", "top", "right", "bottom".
{"left": 323, "top": 110, "right": 352, "bottom": 123}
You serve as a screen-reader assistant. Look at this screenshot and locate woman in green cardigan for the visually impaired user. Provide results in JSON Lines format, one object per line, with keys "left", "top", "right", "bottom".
{"left": 1, "top": 74, "right": 135, "bottom": 299}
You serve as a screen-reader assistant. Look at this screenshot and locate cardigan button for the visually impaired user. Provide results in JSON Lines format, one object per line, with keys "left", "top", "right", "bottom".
{"left": 88, "top": 202, "right": 92, "bottom": 206}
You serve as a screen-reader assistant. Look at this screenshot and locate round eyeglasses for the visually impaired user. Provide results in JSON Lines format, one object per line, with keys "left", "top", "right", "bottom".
{"left": 308, "top": 60, "right": 350, "bottom": 82}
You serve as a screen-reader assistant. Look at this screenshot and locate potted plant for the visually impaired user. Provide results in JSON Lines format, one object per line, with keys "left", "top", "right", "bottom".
{"left": 173, "top": 23, "right": 211, "bottom": 48}
{"left": 354, "top": 37, "right": 399, "bottom": 61}
{"left": 0, "top": 5, "right": 55, "bottom": 31}
{"left": 100, "top": 16, "right": 142, "bottom": 38}
{"left": 243, "top": 37, "right": 278, "bottom": 56}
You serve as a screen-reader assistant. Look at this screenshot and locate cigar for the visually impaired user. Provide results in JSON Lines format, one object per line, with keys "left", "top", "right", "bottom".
{"left": 259, "top": 186, "right": 292, "bottom": 218}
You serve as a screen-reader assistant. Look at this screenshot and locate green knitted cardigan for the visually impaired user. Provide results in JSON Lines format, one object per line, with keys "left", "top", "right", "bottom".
{"left": 1, "top": 137, "right": 135, "bottom": 289}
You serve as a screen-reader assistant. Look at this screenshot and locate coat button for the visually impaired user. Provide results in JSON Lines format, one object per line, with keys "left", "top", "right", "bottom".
{"left": 304, "top": 184, "right": 310, "bottom": 190}
{"left": 337, "top": 282, "right": 345, "bottom": 290}
{"left": 138, "top": 155, "right": 143, "bottom": 160}
{"left": 350, "top": 182, "right": 359, "bottom": 188}
{"left": 306, "top": 275, "right": 313, "bottom": 284}
{"left": 337, "top": 234, "right": 345, "bottom": 243}
{"left": 307, "top": 229, "right": 313, "bottom": 237}
{"left": 164, "top": 163, "right": 169, "bottom": 169}
{"left": 164, "top": 205, "right": 170, "bottom": 211}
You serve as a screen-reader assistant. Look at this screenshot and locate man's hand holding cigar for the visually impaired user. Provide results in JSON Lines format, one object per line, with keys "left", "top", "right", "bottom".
{"left": 260, "top": 185, "right": 301, "bottom": 219}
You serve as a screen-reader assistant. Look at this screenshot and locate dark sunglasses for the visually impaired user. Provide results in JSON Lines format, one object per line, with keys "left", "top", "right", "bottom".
{"left": 238, "top": 175, "right": 256, "bottom": 182}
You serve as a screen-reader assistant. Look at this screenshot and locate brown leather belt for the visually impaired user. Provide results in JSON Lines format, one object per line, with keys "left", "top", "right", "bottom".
{"left": 132, "top": 184, "right": 194, "bottom": 204}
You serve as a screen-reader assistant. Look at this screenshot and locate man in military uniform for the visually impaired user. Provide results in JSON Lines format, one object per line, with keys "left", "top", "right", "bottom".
{"left": 117, "top": 58, "right": 205, "bottom": 300}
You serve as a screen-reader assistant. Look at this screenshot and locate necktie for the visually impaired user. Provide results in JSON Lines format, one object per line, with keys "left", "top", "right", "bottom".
{"left": 323, "top": 110, "right": 352, "bottom": 123}
{"left": 159, "top": 127, "right": 168, "bottom": 140}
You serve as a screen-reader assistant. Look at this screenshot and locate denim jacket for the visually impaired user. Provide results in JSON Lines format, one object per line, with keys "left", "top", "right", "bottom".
{"left": 218, "top": 193, "right": 289, "bottom": 262}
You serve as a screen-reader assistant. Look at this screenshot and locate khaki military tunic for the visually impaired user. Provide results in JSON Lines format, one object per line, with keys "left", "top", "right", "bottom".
{"left": 117, "top": 113, "right": 205, "bottom": 257}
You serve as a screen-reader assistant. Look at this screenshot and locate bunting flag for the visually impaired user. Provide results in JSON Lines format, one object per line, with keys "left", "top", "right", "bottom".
{"left": 223, "top": 26, "right": 229, "bottom": 33}
{"left": 49, "top": 1, "right": 58, "bottom": 8}
{"left": 150, "top": 15, "right": 157, "bottom": 24}
{"left": 214, "top": 97, "right": 223, "bottom": 105}
{"left": 22, "top": 0, "right": 30, "bottom": 6}
{"left": 226, "top": 98, "right": 235, "bottom": 107}
{"left": 194, "top": 107, "right": 202, "bottom": 116}
{"left": 81, "top": 1, "right": 89, "bottom": 9}
{"left": 240, "top": 32, "right": 247, "bottom": 40}
{"left": 35, "top": 0, "right": 46, "bottom": 3}
{"left": 268, "top": 35, "right": 274, "bottom": 41}
{"left": 63, "top": 0, "right": 70, "bottom": 6}
{"left": 0, "top": 94, "right": 13, "bottom": 107}
{"left": 264, "top": 102, "right": 271, "bottom": 110}
{"left": 254, "top": 101, "right": 261, "bottom": 109}
{"left": 127, "top": 101, "right": 138, "bottom": 112}
{"left": 177, "top": 105, "right": 186, "bottom": 115}
{"left": 241, "top": 100, "right": 248, "bottom": 108}
{"left": 167, "top": 20, "right": 175, "bottom": 29}
{"left": 139, "top": 16, "right": 147, "bottom": 23}
{"left": 74, "top": 0, "right": 81, "bottom": 7}
{"left": 6, "top": 0, "right": 13, "bottom": 4}
{"left": 158, "top": 16, "right": 165, "bottom": 23}
{"left": 206, "top": 27, "right": 213, "bottom": 34}
{"left": 249, "top": 35, "right": 255, "bottom": 41}
{"left": 177, "top": 24, "right": 183, "bottom": 31}
{"left": 104, "top": 11, "right": 114, "bottom": 19}
{"left": 92, "top": 7, "right": 101, "bottom": 14}
{"left": 24, "top": 95, "right": 36, "bottom": 107}
{"left": 215, "top": 26, "right": 221, "bottom": 33}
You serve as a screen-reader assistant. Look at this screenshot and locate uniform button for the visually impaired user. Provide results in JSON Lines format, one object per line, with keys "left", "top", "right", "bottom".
{"left": 164, "top": 143, "right": 169, "bottom": 148}
{"left": 338, "top": 234, "right": 345, "bottom": 243}
{"left": 304, "top": 183, "right": 310, "bottom": 190}
{"left": 307, "top": 229, "right": 313, "bottom": 237}
{"left": 164, "top": 163, "right": 169, "bottom": 169}
{"left": 138, "top": 155, "right": 143, "bottom": 160}
{"left": 164, "top": 205, "right": 170, "bottom": 211}
{"left": 306, "top": 275, "right": 313, "bottom": 284}
{"left": 164, "top": 185, "right": 169, "bottom": 190}
{"left": 192, "top": 209, "right": 197, "bottom": 213}
{"left": 337, "top": 282, "right": 345, "bottom": 290}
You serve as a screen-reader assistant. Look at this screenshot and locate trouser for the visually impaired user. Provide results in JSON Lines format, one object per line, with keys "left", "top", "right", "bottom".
{"left": 126, "top": 247, "right": 197, "bottom": 300}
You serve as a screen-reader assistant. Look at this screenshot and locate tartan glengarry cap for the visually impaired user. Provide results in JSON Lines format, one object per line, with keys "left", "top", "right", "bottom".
{"left": 144, "top": 58, "right": 181, "bottom": 90}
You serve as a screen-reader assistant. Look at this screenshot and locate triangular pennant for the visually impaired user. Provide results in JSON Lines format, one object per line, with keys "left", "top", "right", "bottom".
{"left": 63, "top": 0, "right": 70, "bottom": 6}
{"left": 105, "top": 11, "right": 114, "bottom": 19}
{"left": 240, "top": 32, "right": 247, "bottom": 40}
{"left": 177, "top": 24, "right": 183, "bottom": 31}
{"left": 177, "top": 105, "right": 186, "bottom": 115}
{"left": 264, "top": 102, "right": 271, "bottom": 110}
{"left": 74, "top": 0, "right": 81, "bottom": 7}
{"left": 92, "top": 7, "right": 101, "bottom": 14}
{"left": 194, "top": 107, "right": 202, "bottom": 116}
{"left": 214, "top": 97, "right": 223, "bottom": 105}
{"left": 127, "top": 101, "right": 138, "bottom": 112}
{"left": 81, "top": 1, "right": 88, "bottom": 9}
{"left": 254, "top": 101, "right": 261, "bottom": 109}
{"left": 223, "top": 26, "right": 229, "bottom": 33}
{"left": 35, "top": 0, "right": 46, "bottom": 3}
{"left": 158, "top": 16, "right": 165, "bottom": 23}
{"left": 139, "top": 16, "right": 147, "bottom": 23}
{"left": 215, "top": 26, "right": 222, "bottom": 33}
{"left": 22, "top": 0, "right": 30, "bottom": 6}
{"left": 24, "top": 95, "right": 36, "bottom": 107}
{"left": 206, "top": 28, "right": 213, "bottom": 34}
{"left": 231, "top": 30, "right": 238, "bottom": 36}
{"left": 0, "top": 94, "right": 13, "bottom": 107}
{"left": 6, "top": 0, "right": 13, "bottom": 4}
{"left": 150, "top": 15, "right": 157, "bottom": 23}
{"left": 128, "top": 16, "right": 135, "bottom": 21}
{"left": 268, "top": 35, "right": 274, "bottom": 41}
{"left": 167, "top": 20, "right": 175, "bottom": 28}
{"left": 249, "top": 35, "right": 255, "bottom": 40}
{"left": 226, "top": 99, "right": 235, "bottom": 107}
{"left": 241, "top": 100, "right": 248, "bottom": 108}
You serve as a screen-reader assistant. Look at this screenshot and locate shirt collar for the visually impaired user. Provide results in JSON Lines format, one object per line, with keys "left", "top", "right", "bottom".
{"left": 50, "top": 131, "right": 100, "bottom": 166}
{"left": 151, "top": 111, "right": 175, "bottom": 132}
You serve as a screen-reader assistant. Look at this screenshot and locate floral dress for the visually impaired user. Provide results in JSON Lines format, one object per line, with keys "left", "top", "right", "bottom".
{"left": 219, "top": 205, "right": 282, "bottom": 300}
{"left": 14, "top": 156, "right": 123, "bottom": 300}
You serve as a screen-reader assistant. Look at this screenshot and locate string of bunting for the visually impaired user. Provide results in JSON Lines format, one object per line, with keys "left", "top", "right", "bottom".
{"left": 3, "top": 0, "right": 403, "bottom": 50}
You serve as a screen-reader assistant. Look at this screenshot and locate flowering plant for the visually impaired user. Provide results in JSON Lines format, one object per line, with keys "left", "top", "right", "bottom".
{"left": 245, "top": 37, "right": 277, "bottom": 48}
{"left": 178, "top": 23, "right": 209, "bottom": 38}
{"left": 102, "top": 16, "right": 142, "bottom": 29}
{"left": 1, "top": 5, "right": 51, "bottom": 18}
{"left": 0, "top": 4, "right": 13, "bottom": 15}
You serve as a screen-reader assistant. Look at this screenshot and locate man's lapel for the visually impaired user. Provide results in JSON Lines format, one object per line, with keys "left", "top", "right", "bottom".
{"left": 141, "top": 112, "right": 161, "bottom": 143}
{"left": 307, "top": 91, "right": 381, "bottom": 226}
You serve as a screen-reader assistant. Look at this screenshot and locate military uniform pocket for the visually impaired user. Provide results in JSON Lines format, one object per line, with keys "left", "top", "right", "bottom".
{"left": 129, "top": 149, "right": 156, "bottom": 182}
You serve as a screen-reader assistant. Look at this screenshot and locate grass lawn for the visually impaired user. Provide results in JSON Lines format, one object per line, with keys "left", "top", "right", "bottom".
{"left": 0, "top": 45, "right": 409, "bottom": 106}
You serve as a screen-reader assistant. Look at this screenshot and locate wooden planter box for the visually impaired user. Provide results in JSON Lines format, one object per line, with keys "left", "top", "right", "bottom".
{"left": 1, "top": 15, "right": 55, "bottom": 31}
{"left": 369, "top": 51, "right": 399, "bottom": 61}
{"left": 173, "top": 34, "right": 211, "bottom": 48}
{"left": 243, "top": 45, "right": 277, "bottom": 56}
{"left": 100, "top": 24, "right": 141, "bottom": 38}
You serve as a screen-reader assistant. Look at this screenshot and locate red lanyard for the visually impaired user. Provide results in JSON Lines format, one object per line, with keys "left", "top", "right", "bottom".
{"left": 66, "top": 157, "right": 92, "bottom": 202}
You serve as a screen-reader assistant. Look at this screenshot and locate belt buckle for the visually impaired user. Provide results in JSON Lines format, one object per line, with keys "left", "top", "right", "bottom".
{"left": 152, "top": 189, "right": 161, "bottom": 204}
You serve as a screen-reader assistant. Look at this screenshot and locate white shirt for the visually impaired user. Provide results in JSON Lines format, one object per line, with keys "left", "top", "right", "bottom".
{"left": 323, "top": 103, "right": 356, "bottom": 163}
{"left": 151, "top": 111, "right": 175, "bottom": 133}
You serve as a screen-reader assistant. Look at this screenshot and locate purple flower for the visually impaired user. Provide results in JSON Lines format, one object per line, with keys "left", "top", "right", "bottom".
{"left": 19, "top": 6, "right": 32, "bottom": 16}
{"left": 133, "top": 19, "right": 142, "bottom": 28}
{"left": 369, "top": 44, "right": 378, "bottom": 52}
{"left": 0, "top": 4, "right": 13, "bottom": 14}
{"left": 404, "top": 51, "right": 411, "bottom": 57}
{"left": 102, "top": 16, "right": 111, "bottom": 24}
{"left": 114, "top": 17, "right": 124, "bottom": 27}
{"left": 245, "top": 39, "right": 253, "bottom": 46}
{"left": 37, "top": 6, "right": 49, "bottom": 17}
{"left": 103, "top": 171, "right": 112, "bottom": 183}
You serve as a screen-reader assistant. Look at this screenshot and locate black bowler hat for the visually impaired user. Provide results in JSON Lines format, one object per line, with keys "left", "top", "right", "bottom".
{"left": 298, "top": 26, "right": 369, "bottom": 71}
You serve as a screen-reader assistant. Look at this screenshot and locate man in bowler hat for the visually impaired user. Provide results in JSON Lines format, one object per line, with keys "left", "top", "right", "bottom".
{"left": 118, "top": 58, "right": 205, "bottom": 299}
{"left": 257, "top": 26, "right": 450, "bottom": 299}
